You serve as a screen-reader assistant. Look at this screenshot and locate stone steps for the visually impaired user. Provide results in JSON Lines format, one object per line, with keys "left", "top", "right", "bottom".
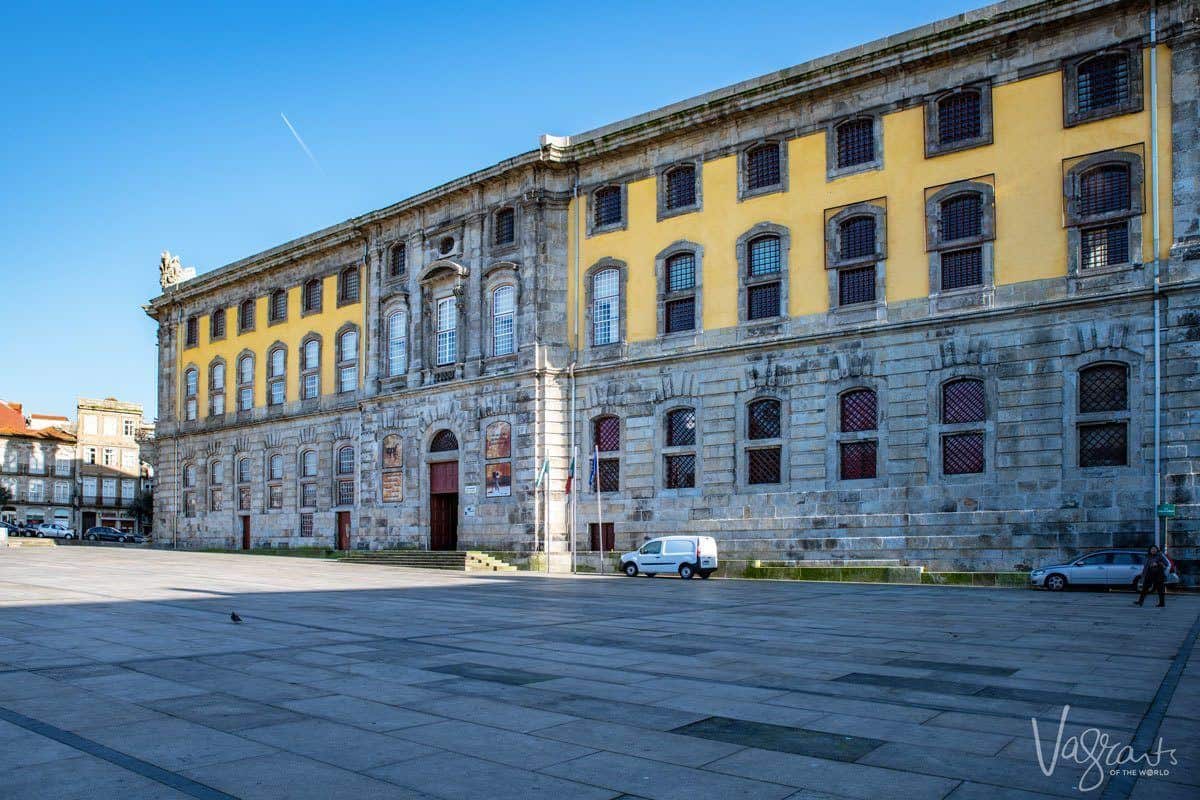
{"left": 338, "top": 550, "right": 518, "bottom": 572}
{"left": 5, "top": 538, "right": 58, "bottom": 548}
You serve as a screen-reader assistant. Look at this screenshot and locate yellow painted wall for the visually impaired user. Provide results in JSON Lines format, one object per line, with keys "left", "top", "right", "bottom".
{"left": 569, "top": 50, "right": 1173, "bottom": 347}
{"left": 178, "top": 273, "right": 365, "bottom": 419}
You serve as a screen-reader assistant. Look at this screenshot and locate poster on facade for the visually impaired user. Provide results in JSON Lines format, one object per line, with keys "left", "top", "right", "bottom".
{"left": 382, "top": 435, "right": 403, "bottom": 470}
{"left": 484, "top": 422, "right": 510, "bottom": 460}
{"left": 381, "top": 469, "right": 404, "bottom": 503}
{"left": 486, "top": 462, "right": 511, "bottom": 497}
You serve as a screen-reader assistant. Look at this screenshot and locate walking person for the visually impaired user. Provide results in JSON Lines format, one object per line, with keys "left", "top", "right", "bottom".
{"left": 1133, "top": 545, "right": 1170, "bottom": 607}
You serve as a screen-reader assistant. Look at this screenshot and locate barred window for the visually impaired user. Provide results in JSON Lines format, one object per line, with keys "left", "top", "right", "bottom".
{"left": 300, "top": 512, "right": 314, "bottom": 536}
{"left": 301, "top": 449, "right": 318, "bottom": 477}
{"left": 941, "top": 248, "right": 984, "bottom": 290}
{"left": 597, "top": 458, "right": 620, "bottom": 493}
{"left": 747, "top": 447, "right": 781, "bottom": 485}
{"left": 303, "top": 279, "right": 322, "bottom": 312}
{"left": 940, "top": 194, "right": 982, "bottom": 241}
{"left": 337, "top": 480, "right": 354, "bottom": 506}
{"left": 390, "top": 244, "right": 407, "bottom": 277}
{"left": 210, "top": 308, "right": 226, "bottom": 339}
{"left": 664, "top": 454, "right": 695, "bottom": 489}
{"left": 594, "top": 187, "right": 622, "bottom": 227}
{"left": 942, "top": 379, "right": 985, "bottom": 424}
{"left": 666, "top": 408, "right": 696, "bottom": 447}
{"left": 301, "top": 482, "right": 317, "bottom": 508}
{"left": 1079, "top": 364, "right": 1127, "bottom": 413}
{"left": 667, "top": 253, "right": 695, "bottom": 292}
{"left": 339, "top": 267, "right": 360, "bottom": 303}
{"left": 1080, "top": 165, "right": 1131, "bottom": 216}
{"left": 943, "top": 432, "right": 985, "bottom": 475}
{"left": 270, "top": 290, "right": 287, "bottom": 322}
{"left": 1078, "top": 54, "right": 1130, "bottom": 114}
{"left": 594, "top": 415, "right": 620, "bottom": 452}
{"left": 492, "top": 285, "right": 516, "bottom": 356}
{"left": 269, "top": 453, "right": 283, "bottom": 481}
{"left": 838, "top": 265, "right": 876, "bottom": 306}
{"left": 387, "top": 311, "right": 407, "bottom": 376}
{"left": 185, "top": 316, "right": 199, "bottom": 347}
{"left": 1079, "top": 422, "right": 1127, "bottom": 467}
{"left": 665, "top": 166, "right": 697, "bottom": 210}
{"left": 665, "top": 298, "right": 695, "bottom": 334}
{"left": 1081, "top": 224, "right": 1129, "bottom": 269}
{"left": 748, "top": 236, "right": 781, "bottom": 276}
{"left": 494, "top": 208, "right": 515, "bottom": 245}
{"left": 937, "top": 91, "right": 981, "bottom": 144}
{"left": 269, "top": 485, "right": 283, "bottom": 509}
{"left": 839, "top": 441, "right": 877, "bottom": 480}
{"left": 664, "top": 252, "right": 696, "bottom": 335}
{"left": 836, "top": 118, "right": 875, "bottom": 169}
{"left": 840, "top": 389, "right": 877, "bottom": 432}
{"left": 839, "top": 216, "right": 875, "bottom": 261}
{"left": 592, "top": 268, "right": 620, "bottom": 346}
{"left": 746, "top": 144, "right": 781, "bottom": 190}
{"left": 237, "top": 458, "right": 251, "bottom": 484}
{"left": 239, "top": 299, "right": 256, "bottom": 332}
{"left": 430, "top": 429, "right": 458, "bottom": 452}
{"left": 747, "top": 282, "right": 781, "bottom": 320}
{"left": 748, "top": 399, "right": 781, "bottom": 439}
{"left": 337, "top": 446, "right": 354, "bottom": 475}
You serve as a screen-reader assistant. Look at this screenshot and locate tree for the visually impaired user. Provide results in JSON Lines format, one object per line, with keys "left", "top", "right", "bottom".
{"left": 131, "top": 488, "right": 154, "bottom": 531}
{"left": 0, "top": 485, "right": 12, "bottom": 508}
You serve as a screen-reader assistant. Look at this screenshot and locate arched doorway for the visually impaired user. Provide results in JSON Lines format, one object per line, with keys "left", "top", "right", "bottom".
{"left": 428, "top": 429, "right": 459, "bottom": 551}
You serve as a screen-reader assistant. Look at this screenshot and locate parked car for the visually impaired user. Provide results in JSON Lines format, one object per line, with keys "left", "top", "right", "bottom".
{"left": 84, "top": 526, "right": 143, "bottom": 543}
{"left": 33, "top": 523, "right": 75, "bottom": 539}
{"left": 1030, "top": 549, "right": 1179, "bottom": 591}
{"left": 620, "top": 535, "right": 719, "bottom": 579}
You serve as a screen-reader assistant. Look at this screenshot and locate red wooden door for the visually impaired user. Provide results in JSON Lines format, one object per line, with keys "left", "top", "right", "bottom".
{"left": 429, "top": 461, "right": 458, "bottom": 494}
{"left": 241, "top": 516, "right": 251, "bottom": 550}
{"left": 336, "top": 511, "right": 351, "bottom": 550}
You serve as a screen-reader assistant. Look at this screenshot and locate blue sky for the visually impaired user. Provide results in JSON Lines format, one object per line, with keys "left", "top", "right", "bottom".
{"left": 0, "top": 0, "right": 971, "bottom": 421}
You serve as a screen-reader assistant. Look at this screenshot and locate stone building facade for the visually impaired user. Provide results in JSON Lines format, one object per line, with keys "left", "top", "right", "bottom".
{"left": 0, "top": 403, "right": 77, "bottom": 529}
{"left": 75, "top": 398, "right": 153, "bottom": 535}
{"left": 147, "top": 0, "right": 1200, "bottom": 579}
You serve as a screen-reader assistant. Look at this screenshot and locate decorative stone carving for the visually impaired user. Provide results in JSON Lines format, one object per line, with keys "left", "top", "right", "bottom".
{"left": 159, "top": 251, "right": 196, "bottom": 290}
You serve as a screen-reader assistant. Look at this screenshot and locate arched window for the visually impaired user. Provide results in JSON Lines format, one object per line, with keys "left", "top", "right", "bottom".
{"left": 183, "top": 367, "right": 198, "bottom": 421}
{"left": 1077, "top": 53, "right": 1130, "bottom": 114}
{"left": 210, "top": 460, "right": 224, "bottom": 485}
{"left": 661, "top": 251, "right": 698, "bottom": 335}
{"left": 267, "top": 346, "right": 286, "bottom": 406}
{"left": 299, "top": 450, "right": 317, "bottom": 508}
{"left": 210, "top": 308, "right": 226, "bottom": 340}
{"left": 663, "top": 165, "right": 697, "bottom": 211}
{"left": 592, "top": 268, "right": 620, "bottom": 346}
{"left": 238, "top": 298, "right": 256, "bottom": 333}
{"left": 1067, "top": 155, "right": 1141, "bottom": 273}
{"left": 839, "top": 217, "right": 876, "bottom": 261}
{"left": 831, "top": 212, "right": 881, "bottom": 307}
{"left": 492, "top": 286, "right": 516, "bottom": 356}
{"left": 835, "top": 118, "right": 875, "bottom": 169}
{"left": 937, "top": 192, "right": 986, "bottom": 291}
{"left": 746, "top": 236, "right": 782, "bottom": 320}
{"left": 338, "top": 267, "right": 360, "bottom": 303}
{"left": 337, "top": 328, "right": 358, "bottom": 393}
{"left": 1077, "top": 363, "right": 1129, "bottom": 467}
{"left": 237, "top": 354, "right": 254, "bottom": 411}
{"left": 237, "top": 457, "right": 251, "bottom": 484}
{"left": 663, "top": 408, "right": 696, "bottom": 489}
{"left": 269, "top": 289, "right": 287, "bottom": 323}
{"left": 387, "top": 311, "right": 407, "bottom": 376}
{"left": 267, "top": 453, "right": 283, "bottom": 509}
{"left": 940, "top": 379, "right": 986, "bottom": 475}
{"left": 593, "top": 186, "right": 623, "bottom": 228}
{"left": 593, "top": 415, "right": 620, "bottom": 492}
{"left": 745, "top": 143, "right": 781, "bottom": 191}
{"left": 336, "top": 446, "right": 354, "bottom": 475}
{"left": 208, "top": 460, "right": 224, "bottom": 511}
{"left": 494, "top": 208, "right": 516, "bottom": 246}
{"left": 301, "top": 337, "right": 320, "bottom": 399}
{"left": 746, "top": 398, "right": 782, "bottom": 485}
{"left": 838, "top": 388, "right": 878, "bottom": 480}
{"left": 430, "top": 429, "right": 458, "bottom": 452}
{"left": 269, "top": 453, "right": 283, "bottom": 481}
{"left": 937, "top": 90, "right": 981, "bottom": 144}
{"left": 1080, "top": 165, "right": 1131, "bottom": 217}
{"left": 335, "top": 445, "right": 355, "bottom": 505}
{"left": 300, "top": 450, "right": 317, "bottom": 477}
{"left": 209, "top": 361, "right": 225, "bottom": 416}
{"left": 183, "top": 463, "right": 196, "bottom": 488}
{"left": 303, "top": 278, "right": 322, "bottom": 313}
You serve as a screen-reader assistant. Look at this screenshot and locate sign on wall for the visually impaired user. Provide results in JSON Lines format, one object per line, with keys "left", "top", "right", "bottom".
{"left": 381, "top": 434, "right": 404, "bottom": 503}
{"left": 486, "top": 462, "right": 511, "bottom": 498}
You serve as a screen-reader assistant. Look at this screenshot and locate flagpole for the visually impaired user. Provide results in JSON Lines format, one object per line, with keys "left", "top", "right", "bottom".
{"left": 595, "top": 445, "right": 603, "bottom": 575}
{"left": 544, "top": 458, "right": 550, "bottom": 575}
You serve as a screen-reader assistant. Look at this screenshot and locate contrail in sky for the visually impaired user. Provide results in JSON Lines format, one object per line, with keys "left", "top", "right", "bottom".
{"left": 280, "top": 113, "right": 324, "bottom": 174}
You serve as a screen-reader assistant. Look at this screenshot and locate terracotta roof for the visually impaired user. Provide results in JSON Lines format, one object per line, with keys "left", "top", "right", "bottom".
{"left": 29, "top": 414, "right": 69, "bottom": 421}
{"left": 0, "top": 401, "right": 26, "bottom": 433}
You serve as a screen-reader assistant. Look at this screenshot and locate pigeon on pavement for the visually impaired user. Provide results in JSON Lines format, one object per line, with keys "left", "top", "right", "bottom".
{"left": 230, "top": 612, "right": 243, "bottom": 623}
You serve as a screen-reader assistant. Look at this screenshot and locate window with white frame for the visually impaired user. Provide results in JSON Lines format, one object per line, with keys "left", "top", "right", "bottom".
{"left": 102, "top": 448, "right": 115, "bottom": 467}
{"left": 592, "top": 268, "right": 619, "bottom": 346}
{"left": 85, "top": 447, "right": 97, "bottom": 465}
{"left": 209, "top": 361, "right": 225, "bottom": 415}
{"left": 209, "top": 461, "right": 223, "bottom": 511}
{"left": 492, "top": 286, "right": 515, "bottom": 356}
{"left": 122, "top": 451, "right": 136, "bottom": 471}
{"left": 54, "top": 481, "right": 69, "bottom": 504}
{"left": 387, "top": 311, "right": 407, "bottom": 377}
{"left": 82, "top": 477, "right": 97, "bottom": 501}
{"left": 27, "top": 480, "right": 44, "bottom": 502}
{"left": 121, "top": 479, "right": 135, "bottom": 502}
{"left": 268, "top": 346, "right": 286, "bottom": 405}
{"left": 184, "top": 368, "right": 198, "bottom": 421}
{"left": 337, "top": 328, "right": 358, "bottom": 392}
{"left": 301, "top": 338, "right": 320, "bottom": 399}
{"left": 102, "top": 478, "right": 116, "bottom": 503}
{"left": 54, "top": 454, "right": 70, "bottom": 476}
{"left": 435, "top": 298, "right": 457, "bottom": 366}
{"left": 238, "top": 354, "right": 254, "bottom": 411}
{"left": 267, "top": 453, "right": 283, "bottom": 509}
{"left": 336, "top": 445, "right": 354, "bottom": 506}
{"left": 123, "top": 418, "right": 135, "bottom": 437}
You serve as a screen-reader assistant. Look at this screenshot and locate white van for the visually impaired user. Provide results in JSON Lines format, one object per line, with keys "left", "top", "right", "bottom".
{"left": 619, "top": 536, "right": 718, "bottom": 579}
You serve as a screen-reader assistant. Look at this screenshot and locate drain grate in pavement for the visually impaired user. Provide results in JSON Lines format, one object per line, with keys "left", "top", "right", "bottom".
{"left": 671, "top": 715, "right": 884, "bottom": 762}
{"left": 885, "top": 659, "right": 1017, "bottom": 676}
{"left": 426, "top": 662, "right": 559, "bottom": 686}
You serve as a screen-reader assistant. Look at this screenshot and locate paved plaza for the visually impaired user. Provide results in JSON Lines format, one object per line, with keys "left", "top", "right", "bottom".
{"left": 0, "top": 549, "right": 1196, "bottom": 800}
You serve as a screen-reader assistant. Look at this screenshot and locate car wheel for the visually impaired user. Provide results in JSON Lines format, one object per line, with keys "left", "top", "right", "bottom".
{"left": 88, "top": 534, "right": 99, "bottom": 541}
{"left": 35, "top": 532, "right": 44, "bottom": 538}
{"left": 623, "top": 562, "right": 638, "bottom": 577}
{"left": 699, "top": 570, "right": 712, "bottom": 580}
{"left": 679, "top": 563, "right": 695, "bottom": 580}
{"left": 1045, "top": 573, "right": 1068, "bottom": 592}
{"left": 119, "top": 536, "right": 128, "bottom": 543}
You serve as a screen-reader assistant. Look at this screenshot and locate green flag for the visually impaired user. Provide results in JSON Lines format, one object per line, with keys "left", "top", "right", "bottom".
{"left": 533, "top": 458, "right": 550, "bottom": 488}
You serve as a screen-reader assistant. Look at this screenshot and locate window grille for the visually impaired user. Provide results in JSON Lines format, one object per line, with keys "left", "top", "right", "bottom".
{"left": 942, "top": 379, "right": 986, "bottom": 424}
{"left": 1079, "top": 422, "right": 1127, "bottom": 467}
{"left": 337, "top": 480, "right": 354, "bottom": 506}
{"left": 837, "top": 119, "right": 875, "bottom": 168}
{"left": 941, "top": 248, "right": 984, "bottom": 290}
{"left": 664, "top": 454, "right": 695, "bottom": 489}
{"left": 839, "top": 217, "right": 875, "bottom": 260}
{"left": 667, "top": 253, "right": 695, "bottom": 292}
{"left": 340, "top": 268, "right": 359, "bottom": 302}
{"left": 1080, "top": 166, "right": 1131, "bottom": 216}
{"left": 239, "top": 299, "right": 255, "bottom": 331}
{"left": 270, "top": 290, "right": 287, "bottom": 321}
{"left": 594, "top": 416, "right": 620, "bottom": 452}
{"left": 747, "top": 447, "right": 781, "bottom": 484}
{"left": 840, "top": 389, "right": 877, "bottom": 432}
{"left": 666, "top": 408, "right": 696, "bottom": 447}
{"left": 1081, "top": 224, "right": 1129, "bottom": 269}
{"left": 211, "top": 309, "right": 226, "bottom": 339}
{"left": 938, "top": 91, "right": 982, "bottom": 143}
{"left": 390, "top": 245, "right": 406, "bottom": 276}
{"left": 185, "top": 317, "right": 198, "bottom": 347}
{"left": 940, "top": 194, "right": 982, "bottom": 241}
{"left": 838, "top": 265, "right": 876, "bottom": 306}
{"left": 1078, "top": 54, "right": 1130, "bottom": 113}
{"left": 665, "top": 298, "right": 695, "bottom": 334}
{"left": 597, "top": 459, "right": 620, "bottom": 492}
{"left": 943, "top": 432, "right": 985, "bottom": 474}
{"left": 665, "top": 167, "right": 696, "bottom": 209}
{"left": 430, "top": 430, "right": 458, "bottom": 452}
{"left": 839, "top": 441, "right": 877, "bottom": 480}
{"left": 594, "top": 187, "right": 622, "bottom": 227}
{"left": 1079, "top": 364, "right": 1127, "bottom": 412}
{"left": 748, "top": 236, "right": 781, "bottom": 276}
{"left": 300, "top": 512, "right": 313, "bottom": 537}
{"left": 746, "top": 144, "right": 781, "bottom": 189}
{"left": 747, "top": 282, "right": 781, "bottom": 320}
{"left": 747, "top": 399, "right": 781, "bottom": 439}
{"left": 304, "top": 280, "right": 322, "bottom": 312}
{"left": 494, "top": 208, "right": 515, "bottom": 245}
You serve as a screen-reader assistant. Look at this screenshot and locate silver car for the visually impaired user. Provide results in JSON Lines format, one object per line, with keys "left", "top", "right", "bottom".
{"left": 1030, "top": 549, "right": 1178, "bottom": 592}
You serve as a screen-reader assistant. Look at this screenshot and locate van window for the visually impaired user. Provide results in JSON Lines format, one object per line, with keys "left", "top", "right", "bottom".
{"left": 665, "top": 540, "right": 693, "bottom": 555}
{"left": 640, "top": 541, "right": 662, "bottom": 555}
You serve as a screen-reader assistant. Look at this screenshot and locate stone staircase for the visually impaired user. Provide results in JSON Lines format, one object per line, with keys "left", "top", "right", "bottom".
{"left": 5, "top": 538, "right": 58, "bottom": 548}
{"left": 338, "top": 550, "right": 517, "bottom": 572}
